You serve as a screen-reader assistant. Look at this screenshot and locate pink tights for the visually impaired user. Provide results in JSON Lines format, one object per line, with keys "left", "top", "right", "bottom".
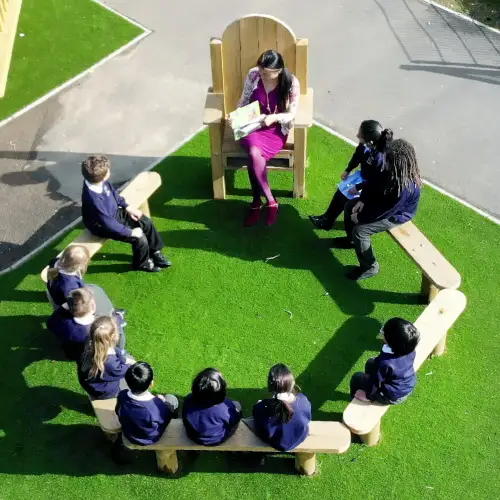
{"left": 247, "top": 146, "right": 275, "bottom": 204}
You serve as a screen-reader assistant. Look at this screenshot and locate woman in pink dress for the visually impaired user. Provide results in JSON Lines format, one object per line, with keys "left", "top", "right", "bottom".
{"left": 231, "top": 50, "right": 300, "bottom": 227}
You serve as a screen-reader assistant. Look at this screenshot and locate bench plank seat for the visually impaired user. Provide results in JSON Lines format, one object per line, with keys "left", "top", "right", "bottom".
{"left": 123, "top": 419, "right": 350, "bottom": 476}
{"left": 343, "top": 289, "right": 467, "bottom": 445}
{"left": 389, "top": 221, "right": 461, "bottom": 301}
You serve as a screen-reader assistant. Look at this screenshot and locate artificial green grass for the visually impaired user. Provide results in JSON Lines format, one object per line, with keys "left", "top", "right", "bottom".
{"left": 1, "top": 126, "right": 499, "bottom": 499}
{"left": 0, "top": 0, "right": 143, "bottom": 121}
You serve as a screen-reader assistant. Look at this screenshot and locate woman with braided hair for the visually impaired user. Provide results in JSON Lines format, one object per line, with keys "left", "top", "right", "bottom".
{"left": 331, "top": 138, "right": 422, "bottom": 281}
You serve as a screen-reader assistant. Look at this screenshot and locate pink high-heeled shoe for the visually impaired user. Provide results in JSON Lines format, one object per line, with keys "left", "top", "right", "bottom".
{"left": 266, "top": 199, "right": 279, "bottom": 226}
{"left": 244, "top": 200, "right": 262, "bottom": 227}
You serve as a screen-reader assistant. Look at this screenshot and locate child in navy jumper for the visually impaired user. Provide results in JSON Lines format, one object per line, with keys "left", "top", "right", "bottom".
{"left": 332, "top": 138, "right": 422, "bottom": 281}
{"left": 252, "top": 364, "right": 311, "bottom": 452}
{"left": 46, "top": 245, "right": 124, "bottom": 317}
{"left": 309, "top": 120, "right": 393, "bottom": 230}
{"left": 47, "top": 288, "right": 127, "bottom": 361}
{"left": 81, "top": 155, "right": 171, "bottom": 273}
{"left": 350, "top": 317, "right": 420, "bottom": 404}
{"left": 182, "top": 368, "right": 242, "bottom": 446}
{"left": 115, "top": 362, "right": 178, "bottom": 446}
{"left": 78, "top": 316, "right": 134, "bottom": 400}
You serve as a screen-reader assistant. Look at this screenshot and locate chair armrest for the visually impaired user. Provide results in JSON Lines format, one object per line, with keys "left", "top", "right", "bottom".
{"left": 295, "top": 88, "right": 314, "bottom": 128}
{"left": 203, "top": 91, "right": 224, "bottom": 125}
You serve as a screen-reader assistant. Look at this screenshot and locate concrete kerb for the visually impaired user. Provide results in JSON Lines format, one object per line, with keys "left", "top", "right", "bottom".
{"left": 420, "top": 0, "right": 500, "bottom": 36}
{"left": 0, "top": 1, "right": 152, "bottom": 130}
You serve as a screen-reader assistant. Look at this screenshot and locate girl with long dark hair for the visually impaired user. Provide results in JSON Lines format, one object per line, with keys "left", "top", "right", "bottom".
{"left": 309, "top": 120, "right": 393, "bottom": 230}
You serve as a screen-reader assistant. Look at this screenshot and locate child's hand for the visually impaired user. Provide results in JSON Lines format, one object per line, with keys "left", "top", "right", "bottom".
{"left": 354, "top": 390, "right": 370, "bottom": 402}
{"left": 348, "top": 186, "right": 358, "bottom": 195}
{"left": 126, "top": 206, "right": 143, "bottom": 221}
{"left": 340, "top": 170, "right": 349, "bottom": 181}
{"left": 131, "top": 227, "right": 143, "bottom": 239}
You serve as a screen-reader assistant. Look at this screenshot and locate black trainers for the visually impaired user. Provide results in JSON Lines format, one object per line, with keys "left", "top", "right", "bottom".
{"left": 308, "top": 215, "right": 332, "bottom": 230}
{"left": 329, "top": 237, "right": 355, "bottom": 249}
{"left": 346, "top": 264, "right": 380, "bottom": 281}
{"left": 134, "top": 258, "right": 162, "bottom": 273}
{"left": 152, "top": 251, "right": 172, "bottom": 268}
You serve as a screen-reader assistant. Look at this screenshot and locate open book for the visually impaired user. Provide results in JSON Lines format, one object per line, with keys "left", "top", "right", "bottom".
{"left": 229, "top": 101, "right": 263, "bottom": 140}
{"left": 338, "top": 170, "right": 364, "bottom": 200}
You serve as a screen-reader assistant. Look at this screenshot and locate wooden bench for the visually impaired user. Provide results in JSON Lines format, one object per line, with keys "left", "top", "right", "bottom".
{"left": 123, "top": 419, "right": 351, "bottom": 476}
{"left": 389, "top": 221, "right": 461, "bottom": 303}
{"left": 41, "top": 171, "right": 162, "bottom": 283}
{"left": 90, "top": 397, "right": 121, "bottom": 441}
{"left": 343, "top": 289, "right": 467, "bottom": 446}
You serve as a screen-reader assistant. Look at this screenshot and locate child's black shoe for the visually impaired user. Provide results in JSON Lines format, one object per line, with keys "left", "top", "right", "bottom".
{"left": 152, "top": 251, "right": 172, "bottom": 268}
{"left": 134, "top": 258, "right": 162, "bottom": 273}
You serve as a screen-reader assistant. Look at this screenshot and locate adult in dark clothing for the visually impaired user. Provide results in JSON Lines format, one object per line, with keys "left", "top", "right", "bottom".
{"left": 309, "top": 120, "right": 393, "bottom": 230}
{"left": 331, "top": 139, "right": 422, "bottom": 280}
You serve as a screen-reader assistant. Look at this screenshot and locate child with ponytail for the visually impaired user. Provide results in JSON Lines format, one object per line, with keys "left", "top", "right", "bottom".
{"left": 252, "top": 364, "right": 311, "bottom": 452}
{"left": 78, "top": 316, "right": 133, "bottom": 400}
{"left": 309, "top": 120, "right": 393, "bottom": 230}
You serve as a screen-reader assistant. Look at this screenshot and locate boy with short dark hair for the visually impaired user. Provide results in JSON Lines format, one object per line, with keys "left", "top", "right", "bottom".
{"left": 81, "top": 155, "right": 171, "bottom": 273}
{"left": 47, "top": 287, "right": 126, "bottom": 361}
{"left": 115, "top": 362, "right": 178, "bottom": 445}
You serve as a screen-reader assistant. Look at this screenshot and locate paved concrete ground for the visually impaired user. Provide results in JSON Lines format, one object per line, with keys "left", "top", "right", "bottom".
{"left": 0, "top": 0, "right": 499, "bottom": 271}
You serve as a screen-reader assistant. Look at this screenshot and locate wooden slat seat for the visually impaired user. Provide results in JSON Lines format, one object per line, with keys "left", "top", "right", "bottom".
{"left": 40, "top": 171, "right": 162, "bottom": 284}
{"left": 123, "top": 419, "right": 351, "bottom": 476}
{"left": 91, "top": 397, "right": 121, "bottom": 440}
{"left": 343, "top": 289, "right": 467, "bottom": 446}
{"left": 389, "top": 221, "right": 462, "bottom": 302}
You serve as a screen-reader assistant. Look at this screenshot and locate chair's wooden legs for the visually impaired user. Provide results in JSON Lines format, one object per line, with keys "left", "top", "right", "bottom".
{"left": 209, "top": 123, "right": 225, "bottom": 199}
{"left": 293, "top": 128, "right": 307, "bottom": 198}
{"left": 359, "top": 421, "right": 381, "bottom": 447}
{"left": 156, "top": 450, "right": 179, "bottom": 475}
{"left": 421, "top": 273, "right": 439, "bottom": 303}
{"left": 295, "top": 452, "right": 316, "bottom": 475}
{"left": 139, "top": 200, "right": 151, "bottom": 217}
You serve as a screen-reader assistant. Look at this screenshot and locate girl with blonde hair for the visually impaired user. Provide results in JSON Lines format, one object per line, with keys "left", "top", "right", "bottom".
{"left": 78, "top": 316, "right": 133, "bottom": 400}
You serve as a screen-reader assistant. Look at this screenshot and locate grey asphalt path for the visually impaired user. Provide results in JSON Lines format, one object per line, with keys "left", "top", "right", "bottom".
{"left": 1, "top": 0, "right": 499, "bottom": 271}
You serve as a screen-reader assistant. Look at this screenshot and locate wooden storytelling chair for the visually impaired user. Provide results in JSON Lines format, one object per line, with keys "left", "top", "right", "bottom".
{"left": 203, "top": 14, "right": 314, "bottom": 200}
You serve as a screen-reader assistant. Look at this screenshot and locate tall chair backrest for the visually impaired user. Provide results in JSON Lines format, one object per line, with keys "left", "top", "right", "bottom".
{"left": 210, "top": 14, "right": 308, "bottom": 115}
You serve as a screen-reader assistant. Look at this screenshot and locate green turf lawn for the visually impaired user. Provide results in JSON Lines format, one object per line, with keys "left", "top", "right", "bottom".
{"left": 1, "top": 127, "right": 499, "bottom": 499}
{"left": 0, "top": 0, "right": 143, "bottom": 121}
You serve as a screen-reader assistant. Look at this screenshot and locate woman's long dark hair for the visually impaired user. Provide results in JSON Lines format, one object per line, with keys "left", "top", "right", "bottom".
{"left": 266, "top": 363, "right": 299, "bottom": 424}
{"left": 257, "top": 50, "right": 293, "bottom": 113}
{"left": 385, "top": 139, "right": 422, "bottom": 196}
{"left": 359, "top": 119, "right": 393, "bottom": 154}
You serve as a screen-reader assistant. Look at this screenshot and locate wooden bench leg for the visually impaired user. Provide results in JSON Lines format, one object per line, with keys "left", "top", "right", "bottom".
{"left": 421, "top": 273, "right": 439, "bottom": 303}
{"left": 139, "top": 200, "right": 151, "bottom": 217}
{"left": 156, "top": 450, "right": 179, "bottom": 475}
{"left": 293, "top": 128, "right": 307, "bottom": 198}
{"left": 295, "top": 452, "right": 316, "bottom": 475}
{"left": 359, "top": 421, "right": 381, "bottom": 447}
{"left": 432, "top": 333, "right": 447, "bottom": 356}
{"left": 209, "top": 123, "right": 225, "bottom": 200}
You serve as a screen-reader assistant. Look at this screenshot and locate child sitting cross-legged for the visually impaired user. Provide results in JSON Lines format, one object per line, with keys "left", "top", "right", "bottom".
{"left": 252, "top": 364, "right": 311, "bottom": 452}
{"left": 81, "top": 155, "right": 171, "bottom": 273}
{"left": 350, "top": 317, "right": 420, "bottom": 404}
{"left": 182, "top": 368, "right": 242, "bottom": 446}
{"left": 47, "top": 288, "right": 126, "bottom": 362}
{"left": 115, "top": 362, "right": 178, "bottom": 446}
{"left": 78, "top": 316, "right": 134, "bottom": 400}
